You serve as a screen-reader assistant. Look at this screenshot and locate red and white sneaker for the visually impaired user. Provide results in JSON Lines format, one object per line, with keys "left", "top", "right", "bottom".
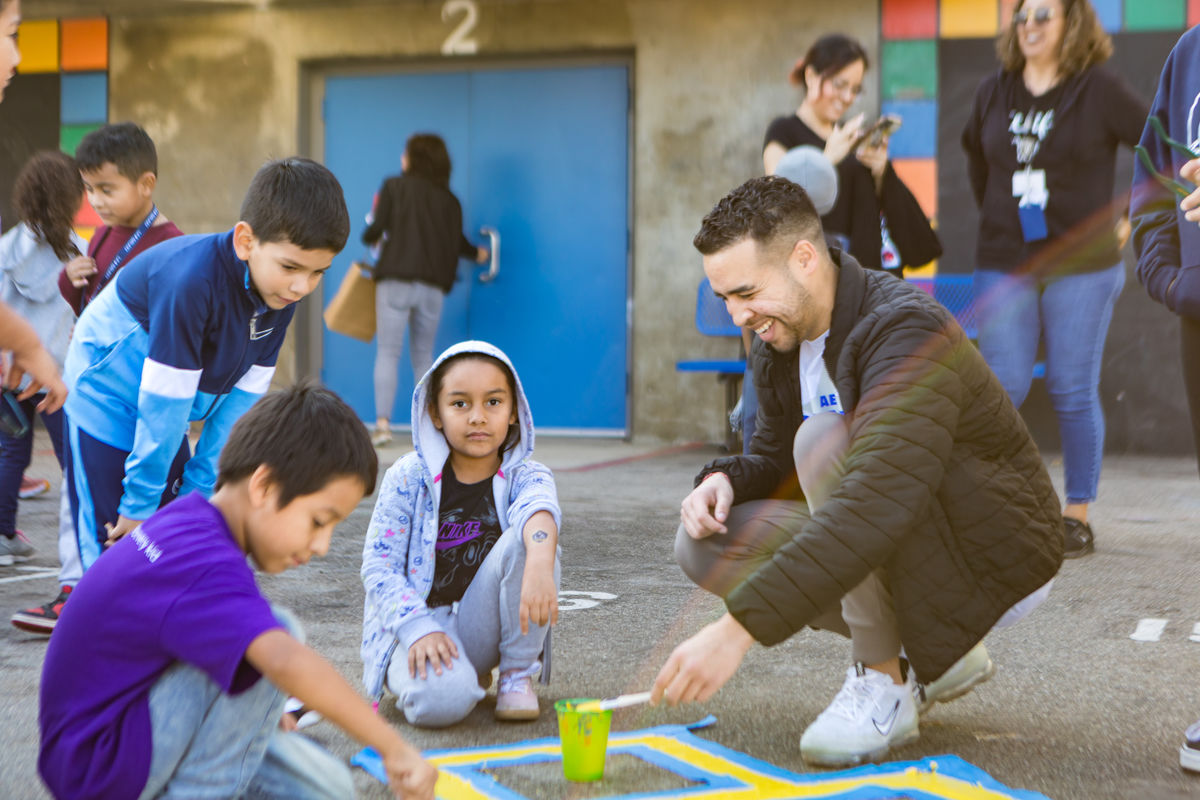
{"left": 18, "top": 476, "right": 50, "bottom": 500}
{"left": 11, "top": 585, "right": 72, "bottom": 634}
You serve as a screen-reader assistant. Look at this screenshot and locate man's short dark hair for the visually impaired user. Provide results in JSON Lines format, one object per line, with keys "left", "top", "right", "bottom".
{"left": 75, "top": 122, "right": 157, "bottom": 181}
{"left": 693, "top": 175, "right": 825, "bottom": 257}
{"left": 239, "top": 157, "right": 350, "bottom": 253}
{"left": 216, "top": 381, "right": 377, "bottom": 507}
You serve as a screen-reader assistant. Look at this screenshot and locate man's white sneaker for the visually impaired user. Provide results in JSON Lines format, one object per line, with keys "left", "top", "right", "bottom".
{"left": 915, "top": 642, "right": 995, "bottom": 713}
{"left": 1181, "top": 719, "right": 1200, "bottom": 773}
{"left": 800, "top": 663, "right": 919, "bottom": 768}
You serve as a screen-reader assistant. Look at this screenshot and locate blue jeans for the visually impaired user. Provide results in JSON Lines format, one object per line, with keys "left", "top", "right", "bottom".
{"left": 974, "top": 263, "right": 1126, "bottom": 504}
{"left": 0, "top": 394, "right": 65, "bottom": 536}
{"left": 138, "top": 607, "right": 352, "bottom": 800}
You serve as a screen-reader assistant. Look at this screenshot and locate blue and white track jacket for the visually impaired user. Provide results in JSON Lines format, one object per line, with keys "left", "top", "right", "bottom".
{"left": 63, "top": 230, "right": 294, "bottom": 520}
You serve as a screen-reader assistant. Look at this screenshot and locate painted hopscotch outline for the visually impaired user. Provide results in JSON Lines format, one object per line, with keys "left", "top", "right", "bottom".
{"left": 353, "top": 717, "right": 1051, "bottom": 800}
{"left": 558, "top": 590, "right": 618, "bottom": 612}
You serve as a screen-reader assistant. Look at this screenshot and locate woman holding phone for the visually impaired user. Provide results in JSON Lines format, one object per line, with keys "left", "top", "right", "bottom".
{"left": 962, "top": 0, "right": 1146, "bottom": 558}
{"left": 763, "top": 33, "right": 941, "bottom": 277}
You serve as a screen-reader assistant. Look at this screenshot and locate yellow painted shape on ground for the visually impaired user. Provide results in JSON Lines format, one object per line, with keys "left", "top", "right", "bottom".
{"left": 17, "top": 19, "right": 58, "bottom": 73}
{"left": 425, "top": 731, "right": 1032, "bottom": 800}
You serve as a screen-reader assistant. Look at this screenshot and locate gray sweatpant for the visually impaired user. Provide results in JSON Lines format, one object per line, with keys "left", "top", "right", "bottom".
{"left": 374, "top": 279, "right": 444, "bottom": 419}
{"left": 674, "top": 412, "right": 902, "bottom": 666}
{"left": 385, "top": 526, "right": 561, "bottom": 728}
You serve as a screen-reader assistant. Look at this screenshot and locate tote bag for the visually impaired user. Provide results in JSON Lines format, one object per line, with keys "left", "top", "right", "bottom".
{"left": 323, "top": 262, "right": 376, "bottom": 343}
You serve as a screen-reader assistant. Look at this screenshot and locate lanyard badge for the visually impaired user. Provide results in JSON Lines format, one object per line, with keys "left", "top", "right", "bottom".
{"left": 85, "top": 205, "right": 160, "bottom": 308}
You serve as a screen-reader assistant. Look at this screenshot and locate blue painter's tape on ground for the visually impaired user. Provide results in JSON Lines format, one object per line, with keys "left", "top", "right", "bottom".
{"left": 353, "top": 716, "right": 1052, "bottom": 799}
{"left": 881, "top": 99, "right": 938, "bottom": 159}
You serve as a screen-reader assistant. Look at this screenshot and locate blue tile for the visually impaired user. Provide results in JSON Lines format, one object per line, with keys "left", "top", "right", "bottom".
{"left": 60, "top": 72, "right": 107, "bottom": 125}
{"left": 1092, "top": 0, "right": 1123, "bottom": 32}
{"left": 881, "top": 99, "right": 938, "bottom": 159}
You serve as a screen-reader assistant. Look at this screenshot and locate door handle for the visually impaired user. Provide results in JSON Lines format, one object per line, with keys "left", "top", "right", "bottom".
{"left": 479, "top": 226, "right": 500, "bottom": 283}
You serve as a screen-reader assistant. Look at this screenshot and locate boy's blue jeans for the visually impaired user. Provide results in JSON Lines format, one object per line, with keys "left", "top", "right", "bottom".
{"left": 974, "top": 262, "right": 1125, "bottom": 505}
{"left": 137, "top": 607, "right": 353, "bottom": 800}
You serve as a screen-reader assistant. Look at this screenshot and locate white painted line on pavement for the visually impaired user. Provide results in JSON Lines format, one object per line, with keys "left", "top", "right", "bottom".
{"left": 0, "top": 567, "right": 57, "bottom": 584}
{"left": 558, "top": 590, "right": 618, "bottom": 612}
{"left": 1191, "top": 623, "right": 1200, "bottom": 643}
{"left": 1131, "top": 618, "right": 1168, "bottom": 642}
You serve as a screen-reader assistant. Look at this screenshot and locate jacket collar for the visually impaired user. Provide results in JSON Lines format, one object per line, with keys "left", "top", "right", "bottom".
{"left": 824, "top": 247, "right": 868, "bottom": 369}
{"left": 217, "top": 229, "right": 269, "bottom": 316}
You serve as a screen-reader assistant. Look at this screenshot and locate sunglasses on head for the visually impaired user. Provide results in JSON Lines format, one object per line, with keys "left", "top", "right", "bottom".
{"left": 1014, "top": 7, "right": 1055, "bottom": 25}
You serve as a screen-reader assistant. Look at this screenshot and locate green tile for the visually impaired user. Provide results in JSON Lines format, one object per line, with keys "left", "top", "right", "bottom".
{"left": 882, "top": 40, "right": 937, "bottom": 101}
{"left": 60, "top": 122, "right": 101, "bottom": 156}
{"left": 1125, "top": 0, "right": 1185, "bottom": 30}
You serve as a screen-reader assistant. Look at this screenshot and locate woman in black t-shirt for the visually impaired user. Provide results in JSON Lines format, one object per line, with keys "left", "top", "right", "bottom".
{"left": 763, "top": 34, "right": 941, "bottom": 276}
{"left": 962, "top": 0, "right": 1147, "bottom": 559}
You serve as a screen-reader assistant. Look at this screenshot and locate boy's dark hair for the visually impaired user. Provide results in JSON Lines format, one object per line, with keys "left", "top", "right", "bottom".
{"left": 13, "top": 151, "right": 84, "bottom": 261}
{"left": 216, "top": 381, "right": 377, "bottom": 507}
{"left": 427, "top": 352, "right": 521, "bottom": 457}
{"left": 693, "top": 175, "right": 825, "bottom": 257}
{"left": 405, "top": 134, "right": 452, "bottom": 190}
{"left": 239, "top": 157, "right": 350, "bottom": 253}
{"left": 74, "top": 122, "right": 158, "bottom": 181}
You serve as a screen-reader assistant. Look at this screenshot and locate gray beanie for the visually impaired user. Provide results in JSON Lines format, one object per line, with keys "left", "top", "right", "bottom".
{"left": 774, "top": 145, "right": 838, "bottom": 215}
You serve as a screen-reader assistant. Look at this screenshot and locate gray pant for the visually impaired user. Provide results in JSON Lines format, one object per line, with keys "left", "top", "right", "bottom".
{"left": 374, "top": 279, "right": 444, "bottom": 419}
{"left": 386, "top": 526, "right": 561, "bottom": 728}
{"left": 675, "top": 412, "right": 902, "bottom": 666}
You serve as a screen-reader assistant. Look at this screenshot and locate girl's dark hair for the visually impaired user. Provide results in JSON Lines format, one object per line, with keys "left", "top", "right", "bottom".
{"left": 996, "top": 0, "right": 1111, "bottom": 76}
{"left": 216, "top": 381, "right": 378, "bottom": 506}
{"left": 13, "top": 151, "right": 84, "bottom": 261}
{"left": 404, "top": 133, "right": 452, "bottom": 189}
{"left": 789, "top": 33, "right": 869, "bottom": 87}
{"left": 427, "top": 352, "right": 521, "bottom": 458}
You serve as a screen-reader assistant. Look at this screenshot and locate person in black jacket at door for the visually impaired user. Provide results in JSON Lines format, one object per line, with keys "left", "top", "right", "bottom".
{"left": 363, "top": 134, "right": 489, "bottom": 446}
{"left": 652, "top": 176, "right": 1062, "bottom": 768}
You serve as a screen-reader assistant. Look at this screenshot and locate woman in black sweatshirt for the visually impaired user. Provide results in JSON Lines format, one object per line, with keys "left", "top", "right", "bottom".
{"left": 962, "top": 0, "right": 1146, "bottom": 558}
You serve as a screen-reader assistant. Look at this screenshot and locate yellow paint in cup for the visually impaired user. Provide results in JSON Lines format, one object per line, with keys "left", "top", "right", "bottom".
{"left": 555, "top": 698, "right": 613, "bottom": 782}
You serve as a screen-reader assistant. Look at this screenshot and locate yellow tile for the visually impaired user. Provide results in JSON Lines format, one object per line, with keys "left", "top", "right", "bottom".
{"left": 17, "top": 19, "right": 58, "bottom": 73}
{"left": 940, "top": 0, "right": 1000, "bottom": 37}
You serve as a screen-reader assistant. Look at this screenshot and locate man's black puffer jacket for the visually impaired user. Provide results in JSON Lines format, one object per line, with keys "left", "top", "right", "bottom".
{"left": 696, "top": 251, "right": 1063, "bottom": 682}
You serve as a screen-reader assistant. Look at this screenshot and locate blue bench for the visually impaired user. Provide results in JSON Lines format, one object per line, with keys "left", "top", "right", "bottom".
{"left": 908, "top": 274, "right": 1045, "bottom": 380}
{"left": 676, "top": 278, "right": 744, "bottom": 451}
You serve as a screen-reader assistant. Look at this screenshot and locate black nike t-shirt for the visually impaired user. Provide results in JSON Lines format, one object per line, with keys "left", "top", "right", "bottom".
{"left": 427, "top": 461, "right": 503, "bottom": 608}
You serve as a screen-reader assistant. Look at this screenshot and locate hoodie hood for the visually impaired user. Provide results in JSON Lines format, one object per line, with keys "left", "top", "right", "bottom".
{"left": 411, "top": 340, "right": 535, "bottom": 482}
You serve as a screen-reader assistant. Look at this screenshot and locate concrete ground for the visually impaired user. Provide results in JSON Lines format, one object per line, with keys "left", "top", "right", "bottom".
{"left": 2, "top": 429, "right": 1200, "bottom": 799}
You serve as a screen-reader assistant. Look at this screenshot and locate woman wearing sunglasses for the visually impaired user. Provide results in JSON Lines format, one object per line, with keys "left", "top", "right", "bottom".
{"left": 962, "top": 0, "right": 1147, "bottom": 558}
{"left": 763, "top": 33, "right": 941, "bottom": 278}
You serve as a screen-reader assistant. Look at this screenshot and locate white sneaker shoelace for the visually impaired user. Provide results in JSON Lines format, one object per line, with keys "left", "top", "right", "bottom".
{"left": 498, "top": 662, "right": 541, "bottom": 694}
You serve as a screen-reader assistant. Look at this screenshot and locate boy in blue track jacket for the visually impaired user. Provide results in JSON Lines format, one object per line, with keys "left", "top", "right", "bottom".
{"left": 56, "top": 158, "right": 350, "bottom": 611}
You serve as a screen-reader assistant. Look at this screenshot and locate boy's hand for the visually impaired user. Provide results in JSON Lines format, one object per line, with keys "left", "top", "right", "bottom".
{"left": 1180, "top": 159, "right": 1200, "bottom": 225}
{"left": 64, "top": 256, "right": 97, "bottom": 288}
{"left": 383, "top": 747, "right": 438, "bottom": 800}
{"left": 6, "top": 345, "right": 67, "bottom": 412}
{"left": 475, "top": 246, "right": 489, "bottom": 264}
{"left": 519, "top": 568, "right": 558, "bottom": 634}
{"left": 408, "top": 632, "right": 458, "bottom": 679}
{"left": 104, "top": 514, "right": 143, "bottom": 545}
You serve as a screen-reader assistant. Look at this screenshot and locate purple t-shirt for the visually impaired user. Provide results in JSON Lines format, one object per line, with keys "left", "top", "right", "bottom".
{"left": 38, "top": 492, "right": 283, "bottom": 800}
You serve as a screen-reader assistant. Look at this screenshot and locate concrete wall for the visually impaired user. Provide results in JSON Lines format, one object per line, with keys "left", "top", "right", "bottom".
{"left": 86, "top": 0, "right": 877, "bottom": 442}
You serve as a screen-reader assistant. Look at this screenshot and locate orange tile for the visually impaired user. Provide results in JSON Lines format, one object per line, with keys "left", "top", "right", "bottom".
{"left": 17, "top": 20, "right": 58, "bottom": 74}
{"left": 893, "top": 158, "right": 938, "bottom": 219}
{"left": 941, "top": 0, "right": 1000, "bottom": 37}
{"left": 61, "top": 18, "right": 107, "bottom": 72}
{"left": 75, "top": 194, "right": 102, "bottom": 227}
{"left": 1000, "top": 0, "right": 1020, "bottom": 27}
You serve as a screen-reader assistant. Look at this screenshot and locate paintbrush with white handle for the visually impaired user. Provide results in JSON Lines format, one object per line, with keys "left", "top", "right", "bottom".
{"left": 573, "top": 691, "right": 653, "bottom": 713}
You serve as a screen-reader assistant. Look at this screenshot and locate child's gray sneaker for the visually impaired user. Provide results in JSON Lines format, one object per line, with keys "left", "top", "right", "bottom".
{"left": 0, "top": 531, "right": 33, "bottom": 566}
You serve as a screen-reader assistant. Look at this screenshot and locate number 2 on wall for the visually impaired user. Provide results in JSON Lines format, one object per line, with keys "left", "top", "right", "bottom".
{"left": 441, "top": 0, "right": 479, "bottom": 55}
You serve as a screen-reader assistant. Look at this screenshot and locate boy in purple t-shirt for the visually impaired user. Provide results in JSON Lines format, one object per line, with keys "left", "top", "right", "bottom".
{"left": 37, "top": 384, "right": 436, "bottom": 800}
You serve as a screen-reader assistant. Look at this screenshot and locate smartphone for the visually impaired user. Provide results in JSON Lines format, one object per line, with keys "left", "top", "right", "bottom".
{"left": 857, "top": 114, "right": 902, "bottom": 149}
{"left": 0, "top": 389, "right": 29, "bottom": 438}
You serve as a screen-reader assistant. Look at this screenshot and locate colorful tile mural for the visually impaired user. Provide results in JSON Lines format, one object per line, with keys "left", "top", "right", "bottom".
{"left": 11, "top": 16, "right": 108, "bottom": 236}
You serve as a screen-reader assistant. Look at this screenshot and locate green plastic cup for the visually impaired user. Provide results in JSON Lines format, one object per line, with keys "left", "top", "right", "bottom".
{"left": 555, "top": 698, "right": 613, "bottom": 782}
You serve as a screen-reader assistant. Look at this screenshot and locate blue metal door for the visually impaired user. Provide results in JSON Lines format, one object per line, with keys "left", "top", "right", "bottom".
{"left": 321, "top": 62, "right": 629, "bottom": 433}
